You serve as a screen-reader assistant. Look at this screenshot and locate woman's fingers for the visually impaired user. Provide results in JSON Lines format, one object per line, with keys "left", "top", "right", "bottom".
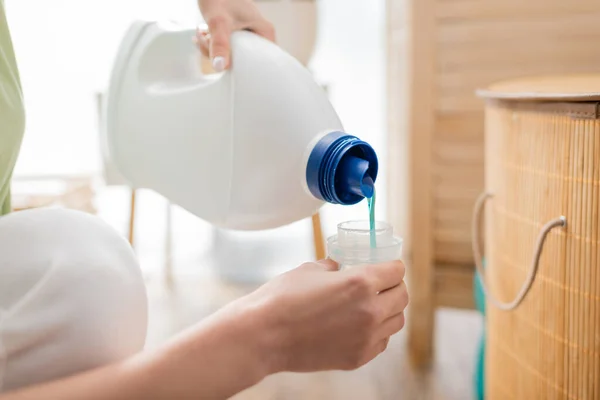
{"left": 196, "top": 0, "right": 275, "bottom": 72}
{"left": 195, "top": 30, "right": 210, "bottom": 58}
{"left": 377, "top": 281, "right": 409, "bottom": 320}
{"left": 316, "top": 258, "right": 340, "bottom": 272}
{"left": 206, "top": 16, "right": 233, "bottom": 71}
{"left": 377, "top": 312, "right": 405, "bottom": 341}
{"left": 360, "top": 337, "right": 392, "bottom": 366}
{"left": 349, "top": 260, "right": 405, "bottom": 293}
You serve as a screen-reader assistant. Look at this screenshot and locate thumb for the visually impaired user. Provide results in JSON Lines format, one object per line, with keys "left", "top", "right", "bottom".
{"left": 207, "top": 16, "right": 232, "bottom": 71}
{"left": 316, "top": 258, "right": 340, "bottom": 272}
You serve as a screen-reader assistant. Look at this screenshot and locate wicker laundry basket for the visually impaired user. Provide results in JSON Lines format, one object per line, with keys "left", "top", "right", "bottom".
{"left": 475, "top": 74, "right": 600, "bottom": 400}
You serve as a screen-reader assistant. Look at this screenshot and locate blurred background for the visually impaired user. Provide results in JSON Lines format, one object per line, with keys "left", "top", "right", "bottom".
{"left": 5, "top": 0, "right": 482, "bottom": 398}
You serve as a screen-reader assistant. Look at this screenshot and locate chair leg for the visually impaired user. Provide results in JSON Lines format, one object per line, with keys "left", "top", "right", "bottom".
{"left": 311, "top": 212, "right": 325, "bottom": 260}
{"left": 407, "top": 257, "right": 435, "bottom": 369}
{"left": 128, "top": 189, "right": 137, "bottom": 247}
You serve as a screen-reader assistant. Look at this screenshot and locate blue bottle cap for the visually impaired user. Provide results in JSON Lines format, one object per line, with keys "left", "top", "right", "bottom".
{"left": 306, "top": 131, "right": 378, "bottom": 205}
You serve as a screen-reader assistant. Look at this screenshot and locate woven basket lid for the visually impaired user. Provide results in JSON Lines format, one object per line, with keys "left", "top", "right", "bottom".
{"left": 476, "top": 73, "right": 600, "bottom": 102}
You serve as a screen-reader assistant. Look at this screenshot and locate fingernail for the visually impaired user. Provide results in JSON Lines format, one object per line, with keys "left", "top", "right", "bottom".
{"left": 212, "top": 56, "right": 226, "bottom": 72}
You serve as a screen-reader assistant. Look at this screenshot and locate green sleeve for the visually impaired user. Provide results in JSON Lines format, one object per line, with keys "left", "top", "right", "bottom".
{"left": 0, "top": 0, "right": 26, "bottom": 215}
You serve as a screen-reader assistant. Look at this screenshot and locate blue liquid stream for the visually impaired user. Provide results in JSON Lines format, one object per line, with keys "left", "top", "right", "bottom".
{"left": 367, "top": 188, "right": 376, "bottom": 248}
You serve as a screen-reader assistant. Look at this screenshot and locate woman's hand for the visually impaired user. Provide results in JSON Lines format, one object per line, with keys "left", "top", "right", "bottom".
{"left": 196, "top": 0, "right": 276, "bottom": 71}
{"left": 0, "top": 259, "right": 408, "bottom": 400}
{"left": 250, "top": 259, "right": 409, "bottom": 373}
{"left": 133, "top": 259, "right": 408, "bottom": 398}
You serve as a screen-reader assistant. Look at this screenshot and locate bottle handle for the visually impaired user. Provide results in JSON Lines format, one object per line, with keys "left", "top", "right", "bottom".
{"left": 135, "top": 21, "right": 223, "bottom": 93}
{"left": 471, "top": 192, "right": 566, "bottom": 311}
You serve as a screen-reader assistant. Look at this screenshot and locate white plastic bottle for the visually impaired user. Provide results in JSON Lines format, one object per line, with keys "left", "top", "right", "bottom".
{"left": 327, "top": 221, "right": 403, "bottom": 270}
{"left": 104, "top": 20, "right": 379, "bottom": 230}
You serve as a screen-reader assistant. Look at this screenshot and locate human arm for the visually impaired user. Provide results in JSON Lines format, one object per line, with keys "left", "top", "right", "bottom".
{"left": 1, "top": 259, "right": 408, "bottom": 399}
{"left": 196, "top": 0, "right": 276, "bottom": 71}
{"left": 0, "top": 303, "right": 268, "bottom": 400}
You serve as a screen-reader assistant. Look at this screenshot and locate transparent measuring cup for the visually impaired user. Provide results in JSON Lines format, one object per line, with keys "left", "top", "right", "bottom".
{"left": 326, "top": 220, "right": 403, "bottom": 269}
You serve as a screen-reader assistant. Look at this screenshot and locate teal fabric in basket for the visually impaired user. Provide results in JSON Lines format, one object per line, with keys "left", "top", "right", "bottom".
{"left": 474, "top": 259, "right": 486, "bottom": 400}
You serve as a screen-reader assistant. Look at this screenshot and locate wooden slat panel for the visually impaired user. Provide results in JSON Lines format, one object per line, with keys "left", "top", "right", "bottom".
{"left": 434, "top": 206, "right": 479, "bottom": 229}
{"left": 437, "top": 64, "right": 599, "bottom": 103}
{"left": 434, "top": 112, "right": 484, "bottom": 217}
{"left": 434, "top": 264, "right": 475, "bottom": 309}
{"left": 434, "top": 212, "right": 478, "bottom": 232}
{"left": 434, "top": 180, "right": 482, "bottom": 196}
{"left": 435, "top": 112, "right": 484, "bottom": 141}
{"left": 434, "top": 228, "right": 473, "bottom": 262}
{"left": 435, "top": 1, "right": 600, "bottom": 21}
{"left": 434, "top": 207, "right": 474, "bottom": 227}
{"left": 438, "top": 39, "right": 600, "bottom": 73}
{"left": 433, "top": 171, "right": 483, "bottom": 206}
{"left": 434, "top": 182, "right": 480, "bottom": 202}
{"left": 435, "top": 227, "right": 471, "bottom": 244}
{"left": 437, "top": 95, "right": 485, "bottom": 113}
{"left": 435, "top": 241, "right": 474, "bottom": 265}
{"left": 437, "top": 249, "right": 473, "bottom": 263}
{"left": 435, "top": 290, "right": 475, "bottom": 309}
{"left": 438, "top": 56, "right": 600, "bottom": 112}
{"left": 435, "top": 197, "right": 480, "bottom": 212}
{"left": 437, "top": 13, "right": 600, "bottom": 45}
{"left": 433, "top": 201, "right": 478, "bottom": 228}
{"left": 432, "top": 135, "right": 481, "bottom": 262}
{"left": 434, "top": 213, "right": 476, "bottom": 233}
{"left": 437, "top": 44, "right": 600, "bottom": 111}
{"left": 434, "top": 190, "right": 481, "bottom": 211}
{"left": 434, "top": 141, "right": 484, "bottom": 166}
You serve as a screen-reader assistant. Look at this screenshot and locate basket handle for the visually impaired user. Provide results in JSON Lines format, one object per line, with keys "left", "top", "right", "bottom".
{"left": 472, "top": 192, "right": 567, "bottom": 311}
